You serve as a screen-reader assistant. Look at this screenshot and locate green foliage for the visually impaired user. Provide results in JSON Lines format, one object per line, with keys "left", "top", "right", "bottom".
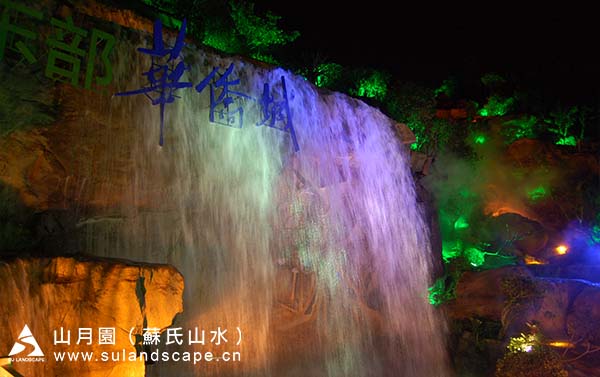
{"left": 441, "top": 239, "right": 462, "bottom": 262}
{"left": 138, "top": 0, "right": 298, "bottom": 63}
{"left": 229, "top": 2, "right": 299, "bottom": 50}
{"left": 555, "top": 136, "right": 577, "bottom": 146}
{"left": 502, "top": 115, "right": 539, "bottom": 143}
{"left": 547, "top": 106, "right": 578, "bottom": 137}
{"left": 434, "top": 77, "right": 457, "bottom": 98}
{"left": 427, "top": 241, "right": 505, "bottom": 307}
{"left": 385, "top": 80, "right": 472, "bottom": 155}
{"left": 423, "top": 157, "right": 517, "bottom": 307}
{"left": 453, "top": 215, "right": 470, "bottom": 230}
{"left": 0, "top": 65, "right": 56, "bottom": 136}
{"left": 473, "top": 134, "right": 487, "bottom": 144}
{"left": 495, "top": 347, "right": 567, "bottom": 377}
{"left": 428, "top": 275, "right": 457, "bottom": 305}
{"left": 202, "top": 19, "right": 244, "bottom": 54}
{"left": 384, "top": 82, "right": 441, "bottom": 153}
{"left": 352, "top": 70, "right": 389, "bottom": 100}
{"left": 479, "top": 95, "right": 515, "bottom": 117}
{"left": 405, "top": 115, "right": 429, "bottom": 151}
{"left": 545, "top": 105, "right": 585, "bottom": 146}
{"left": 441, "top": 240, "right": 490, "bottom": 267}
{"left": 200, "top": 0, "right": 299, "bottom": 59}
{"left": 464, "top": 247, "right": 486, "bottom": 267}
{"left": 527, "top": 185, "right": 548, "bottom": 201}
{"left": 314, "top": 62, "right": 343, "bottom": 88}
{"left": 507, "top": 333, "right": 540, "bottom": 353}
{"left": 478, "top": 73, "right": 517, "bottom": 117}
{"left": 249, "top": 51, "right": 279, "bottom": 65}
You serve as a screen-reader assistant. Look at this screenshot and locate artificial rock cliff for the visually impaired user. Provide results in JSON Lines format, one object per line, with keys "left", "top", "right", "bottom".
{"left": 0, "top": 1, "right": 432, "bottom": 377}
{"left": 0, "top": 256, "right": 184, "bottom": 377}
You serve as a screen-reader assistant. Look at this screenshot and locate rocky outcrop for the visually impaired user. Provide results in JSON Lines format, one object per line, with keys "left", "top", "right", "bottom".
{"left": 0, "top": 256, "right": 184, "bottom": 377}
{"left": 449, "top": 265, "right": 600, "bottom": 355}
{"left": 447, "top": 266, "right": 530, "bottom": 321}
{"left": 448, "top": 266, "right": 600, "bottom": 374}
{"left": 500, "top": 277, "right": 588, "bottom": 340}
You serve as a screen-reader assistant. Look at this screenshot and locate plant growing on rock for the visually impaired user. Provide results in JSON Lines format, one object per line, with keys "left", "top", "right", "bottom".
{"left": 495, "top": 346, "right": 568, "bottom": 377}
{"left": 138, "top": 0, "right": 299, "bottom": 64}
{"left": 507, "top": 332, "right": 540, "bottom": 353}
{"left": 478, "top": 73, "right": 516, "bottom": 117}
{"left": 501, "top": 275, "right": 543, "bottom": 305}
{"left": 502, "top": 115, "right": 540, "bottom": 143}
{"left": 428, "top": 273, "right": 458, "bottom": 306}
{"left": 544, "top": 105, "right": 589, "bottom": 146}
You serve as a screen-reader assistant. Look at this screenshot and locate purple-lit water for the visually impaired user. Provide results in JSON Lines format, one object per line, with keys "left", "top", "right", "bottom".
{"left": 87, "top": 37, "right": 450, "bottom": 376}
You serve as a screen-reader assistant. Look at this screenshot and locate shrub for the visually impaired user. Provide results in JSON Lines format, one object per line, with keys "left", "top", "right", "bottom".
{"left": 495, "top": 347, "right": 567, "bottom": 377}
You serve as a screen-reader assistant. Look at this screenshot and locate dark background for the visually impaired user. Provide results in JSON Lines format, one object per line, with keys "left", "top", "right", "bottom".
{"left": 255, "top": 2, "right": 598, "bottom": 106}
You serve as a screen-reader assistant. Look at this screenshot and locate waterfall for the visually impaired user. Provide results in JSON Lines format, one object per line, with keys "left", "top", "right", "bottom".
{"left": 84, "top": 34, "right": 450, "bottom": 376}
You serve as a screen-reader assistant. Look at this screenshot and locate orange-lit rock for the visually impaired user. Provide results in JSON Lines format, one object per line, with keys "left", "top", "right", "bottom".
{"left": 394, "top": 122, "right": 416, "bottom": 145}
{"left": 0, "top": 256, "right": 184, "bottom": 377}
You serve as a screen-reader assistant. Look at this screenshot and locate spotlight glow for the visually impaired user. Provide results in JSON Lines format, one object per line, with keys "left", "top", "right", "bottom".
{"left": 547, "top": 341, "right": 574, "bottom": 348}
{"left": 524, "top": 255, "right": 546, "bottom": 265}
{"left": 555, "top": 245, "right": 568, "bottom": 255}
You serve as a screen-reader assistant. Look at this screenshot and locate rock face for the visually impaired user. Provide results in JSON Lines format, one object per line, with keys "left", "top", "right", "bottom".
{"left": 447, "top": 266, "right": 530, "bottom": 321}
{"left": 500, "top": 277, "right": 588, "bottom": 340}
{"left": 449, "top": 266, "right": 599, "bottom": 338}
{"left": 449, "top": 266, "right": 600, "bottom": 360}
{"left": 0, "top": 256, "right": 184, "bottom": 377}
{"left": 448, "top": 266, "right": 600, "bottom": 374}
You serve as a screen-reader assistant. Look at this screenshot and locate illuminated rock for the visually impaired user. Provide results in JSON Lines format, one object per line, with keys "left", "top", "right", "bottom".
{"left": 451, "top": 265, "right": 600, "bottom": 353}
{"left": 501, "top": 278, "right": 587, "bottom": 340}
{"left": 477, "top": 213, "right": 548, "bottom": 258}
{"left": 0, "top": 256, "right": 184, "bottom": 377}
{"left": 447, "top": 266, "right": 531, "bottom": 320}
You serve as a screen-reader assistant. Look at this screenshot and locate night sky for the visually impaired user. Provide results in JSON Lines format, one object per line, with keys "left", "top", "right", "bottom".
{"left": 256, "top": 2, "right": 598, "bottom": 106}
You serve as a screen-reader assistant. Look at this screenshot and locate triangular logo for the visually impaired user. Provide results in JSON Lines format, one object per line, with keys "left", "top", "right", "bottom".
{"left": 8, "top": 325, "right": 44, "bottom": 357}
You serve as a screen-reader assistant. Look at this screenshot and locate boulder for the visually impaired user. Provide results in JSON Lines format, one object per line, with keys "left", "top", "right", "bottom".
{"left": 475, "top": 213, "right": 548, "bottom": 257}
{"left": 0, "top": 256, "right": 184, "bottom": 377}
{"left": 447, "top": 266, "right": 531, "bottom": 321}
{"left": 501, "top": 278, "right": 587, "bottom": 340}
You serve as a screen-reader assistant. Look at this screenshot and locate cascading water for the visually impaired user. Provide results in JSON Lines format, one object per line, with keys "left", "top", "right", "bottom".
{"left": 84, "top": 32, "right": 450, "bottom": 376}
